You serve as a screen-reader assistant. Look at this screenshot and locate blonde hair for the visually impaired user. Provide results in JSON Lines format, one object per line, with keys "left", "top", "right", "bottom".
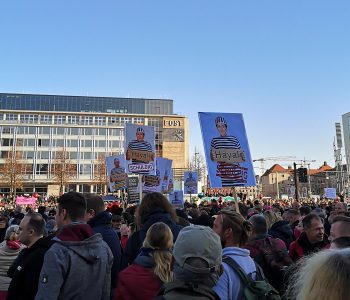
{"left": 264, "top": 210, "right": 282, "bottom": 229}
{"left": 286, "top": 249, "right": 350, "bottom": 300}
{"left": 143, "top": 222, "right": 173, "bottom": 283}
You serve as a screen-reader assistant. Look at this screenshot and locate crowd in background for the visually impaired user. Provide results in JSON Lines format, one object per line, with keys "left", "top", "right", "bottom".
{"left": 0, "top": 192, "right": 350, "bottom": 300}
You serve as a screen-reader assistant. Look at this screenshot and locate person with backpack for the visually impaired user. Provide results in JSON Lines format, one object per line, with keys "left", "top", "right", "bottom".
{"left": 155, "top": 225, "right": 222, "bottom": 300}
{"left": 245, "top": 215, "right": 292, "bottom": 293}
{"left": 213, "top": 209, "right": 280, "bottom": 300}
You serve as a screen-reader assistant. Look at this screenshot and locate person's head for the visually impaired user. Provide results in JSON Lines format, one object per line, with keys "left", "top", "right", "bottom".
{"left": 5, "top": 225, "right": 20, "bottom": 241}
{"left": 136, "top": 192, "right": 177, "bottom": 228}
{"left": 329, "top": 216, "right": 350, "bottom": 242}
{"left": 172, "top": 225, "right": 222, "bottom": 286}
{"left": 213, "top": 209, "right": 252, "bottom": 248}
{"left": 114, "top": 158, "right": 120, "bottom": 168}
{"left": 0, "top": 215, "right": 8, "bottom": 229}
{"left": 286, "top": 249, "right": 350, "bottom": 300}
{"left": 84, "top": 193, "right": 105, "bottom": 221}
{"left": 215, "top": 116, "right": 227, "bottom": 137}
{"left": 18, "top": 213, "right": 45, "bottom": 247}
{"left": 136, "top": 127, "right": 145, "bottom": 142}
{"left": 56, "top": 192, "right": 87, "bottom": 229}
{"left": 292, "top": 201, "right": 301, "bottom": 210}
{"left": 143, "top": 222, "right": 173, "bottom": 283}
{"left": 284, "top": 209, "right": 300, "bottom": 225}
{"left": 249, "top": 214, "right": 268, "bottom": 237}
{"left": 302, "top": 213, "right": 324, "bottom": 244}
{"left": 335, "top": 202, "right": 347, "bottom": 214}
{"left": 299, "top": 206, "right": 311, "bottom": 217}
{"left": 37, "top": 206, "right": 46, "bottom": 216}
{"left": 263, "top": 210, "right": 283, "bottom": 230}
{"left": 111, "top": 215, "right": 122, "bottom": 230}
{"left": 331, "top": 236, "right": 350, "bottom": 249}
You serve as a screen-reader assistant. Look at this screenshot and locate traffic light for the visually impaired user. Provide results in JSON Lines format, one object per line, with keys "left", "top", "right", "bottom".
{"left": 298, "top": 168, "right": 308, "bottom": 183}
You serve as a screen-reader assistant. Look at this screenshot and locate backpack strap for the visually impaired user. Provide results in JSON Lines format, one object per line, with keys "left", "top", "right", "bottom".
{"left": 222, "top": 256, "right": 252, "bottom": 286}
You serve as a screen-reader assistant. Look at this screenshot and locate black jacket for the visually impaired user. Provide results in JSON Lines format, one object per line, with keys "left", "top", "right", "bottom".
{"left": 269, "top": 220, "right": 294, "bottom": 248}
{"left": 7, "top": 236, "right": 54, "bottom": 300}
{"left": 88, "top": 211, "right": 121, "bottom": 290}
{"left": 123, "top": 208, "right": 182, "bottom": 267}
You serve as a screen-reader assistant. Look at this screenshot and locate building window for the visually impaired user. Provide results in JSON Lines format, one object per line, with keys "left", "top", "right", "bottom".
{"left": 96, "top": 117, "right": 105, "bottom": 126}
{"left": 40, "top": 115, "right": 52, "bottom": 124}
{"left": 68, "top": 116, "right": 78, "bottom": 124}
{"left": 54, "top": 115, "right": 65, "bottom": 124}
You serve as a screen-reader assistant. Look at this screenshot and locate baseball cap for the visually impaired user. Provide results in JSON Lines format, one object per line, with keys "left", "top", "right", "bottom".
{"left": 173, "top": 225, "right": 222, "bottom": 274}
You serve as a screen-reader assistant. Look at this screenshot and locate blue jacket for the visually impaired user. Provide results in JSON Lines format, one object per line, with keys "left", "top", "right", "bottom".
{"left": 88, "top": 211, "right": 122, "bottom": 289}
{"left": 123, "top": 208, "right": 182, "bottom": 266}
{"left": 214, "top": 247, "right": 256, "bottom": 300}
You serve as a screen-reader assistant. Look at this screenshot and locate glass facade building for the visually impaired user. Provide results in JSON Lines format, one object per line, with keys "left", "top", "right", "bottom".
{"left": 0, "top": 93, "right": 188, "bottom": 195}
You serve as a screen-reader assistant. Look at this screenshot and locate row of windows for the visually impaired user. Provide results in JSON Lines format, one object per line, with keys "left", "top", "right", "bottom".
{"left": 0, "top": 126, "right": 124, "bottom": 136}
{"left": 0, "top": 114, "right": 147, "bottom": 126}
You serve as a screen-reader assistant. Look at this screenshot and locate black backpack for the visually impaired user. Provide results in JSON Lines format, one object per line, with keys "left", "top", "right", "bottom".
{"left": 223, "top": 256, "right": 281, "bottom": 300}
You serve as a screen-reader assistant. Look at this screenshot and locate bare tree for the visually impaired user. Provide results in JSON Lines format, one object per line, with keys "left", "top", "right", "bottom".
{"left": 0, "top": 148, "right": 25, "bottom": 199}
{"left": 189, "top": 150, "right": 207, "bottom": 181}
{"left": 51, "top": 148, "right": 77, "bottom": 194}
{"left": 93, "top": 154, "right": 108, "bottom": 194}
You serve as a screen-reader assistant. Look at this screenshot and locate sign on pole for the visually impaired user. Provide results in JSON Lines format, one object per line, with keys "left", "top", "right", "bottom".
{"left": 125, "top": 123, "right": 156, "bottom": 175}
{"left": 143, "top": 157, "right": 168, "bottom": 193}
{"left": 169, "top": 190, "right": 184, "bottom": 209}
{"left": 198, "top": 112, "right": 256, "bottom": 188}
{"left": 184, "top": 171, "right": 198, "bottom": 194}
{"left": 324, "top": 188, "right": 337, "bottom": 199}
{"left": 106, "top": 155, "right": 127, "bottom": 192}
{"left": 127, "top": 176, "right": 140, "bottom": 204}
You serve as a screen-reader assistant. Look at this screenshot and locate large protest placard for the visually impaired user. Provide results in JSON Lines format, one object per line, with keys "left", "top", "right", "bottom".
{"left": 125, "top": 123, "right": 155, "bottom": 175}
{"left": 169, "top": 190, "right": 184, "bottom": 209}
{"left": 143, "top": 157, "right": 168, "bottom": 193}
{"left": 199, "top": 112, "right": 256, "bottom": 188}
{"left": 184, "top": 171, "right": 198, "bottom": 194}
{"left": 106, "top": 155, "right": 127, "bottom": 192}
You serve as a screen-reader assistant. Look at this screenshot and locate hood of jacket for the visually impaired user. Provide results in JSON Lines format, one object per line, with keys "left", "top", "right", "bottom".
{"left": 141, "top": 207, "right": 177, "bottom": 234}
{"left": 54, "top": 223, "right": 103, "bottom": 264}
{"left": 87, "top": 211, "right": 112, "bottom": 229}
{"left": 270, "top": 220, "right": 293, "bottom": 237}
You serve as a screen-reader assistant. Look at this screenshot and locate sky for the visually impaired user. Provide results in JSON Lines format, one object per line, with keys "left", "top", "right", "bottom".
{"left": 1, "top": 1, "right": 350, "bottom": 174}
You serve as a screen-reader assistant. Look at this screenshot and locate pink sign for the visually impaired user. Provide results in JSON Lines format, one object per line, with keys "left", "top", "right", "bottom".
{"left": 16, "top": 196, "right": 37, "bottom": 205}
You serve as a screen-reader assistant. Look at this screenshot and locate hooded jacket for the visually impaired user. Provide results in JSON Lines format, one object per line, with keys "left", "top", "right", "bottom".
{"left": 34, "top": 223, "right": 113, "bottom": 300}
{"left": 88, "top": 211, "right": 122, "bottom": 290}
{"left": 214, "top": 247, "right": 256, "bottom": 300}
{"left": 123, "top": 208, "right": 182, "bottom": 266}
{"left": 6, "top": 236, "right": 53, "bottom": 300}
{"left": 114, "top": 248, "right": 161, "bottom": 300}
{"left": 269, "top": 220, "right": 294, "bottom": 248}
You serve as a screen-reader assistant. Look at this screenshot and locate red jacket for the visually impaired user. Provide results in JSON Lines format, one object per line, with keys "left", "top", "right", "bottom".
{"left": 289, "top": 233, "right": 329, "bottom": 262}
{"left": 114, "top": 264, "right": 161, "bottom": 300}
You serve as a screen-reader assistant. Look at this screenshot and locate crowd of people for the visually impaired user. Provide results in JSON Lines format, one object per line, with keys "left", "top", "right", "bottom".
{"left": 0, "top": 192, "right": 349, "bottom": 299}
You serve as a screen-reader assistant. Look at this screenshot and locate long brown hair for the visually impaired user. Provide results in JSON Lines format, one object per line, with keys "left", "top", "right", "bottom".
{"left": 220, "top": 209, "right": 252, "bottom": 247}
{"left": 143, "top": 222, "right": 173, "bottom": 283}
{"left": 136, "top": 192, "right": 178, "bottom": 228}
